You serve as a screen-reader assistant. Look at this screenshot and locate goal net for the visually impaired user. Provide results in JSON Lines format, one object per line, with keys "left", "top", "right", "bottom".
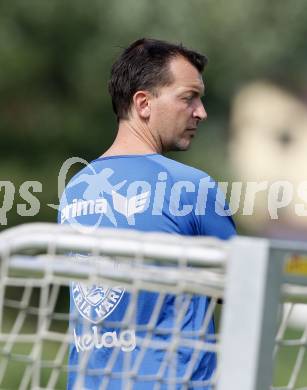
{"left": 0, "top": 223, "right": 306, "bottom": 390}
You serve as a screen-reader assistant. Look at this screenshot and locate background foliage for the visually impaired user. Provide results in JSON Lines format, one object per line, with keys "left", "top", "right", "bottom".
{"left": 1, "top": 2, "right": 307, "bottom": 388}
{"left": 1, "top": 0, "right": 307, "bottom": 231}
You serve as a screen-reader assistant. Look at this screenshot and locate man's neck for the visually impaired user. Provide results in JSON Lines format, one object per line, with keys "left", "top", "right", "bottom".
{"left": 101, "top": 120, "right": 162, "bottom": 158}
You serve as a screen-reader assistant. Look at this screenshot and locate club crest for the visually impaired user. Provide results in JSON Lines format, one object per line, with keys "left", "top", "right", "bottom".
{"left": 72, "top": 282, "right": 125, "bottom": 324}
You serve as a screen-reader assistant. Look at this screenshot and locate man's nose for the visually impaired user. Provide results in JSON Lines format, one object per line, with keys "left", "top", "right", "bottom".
{"left": 193, "top": 101, "right": 207, "bottom": 121}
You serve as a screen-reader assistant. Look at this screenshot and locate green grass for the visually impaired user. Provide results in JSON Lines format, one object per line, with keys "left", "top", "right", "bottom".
{"left": 273, "top": 328, "right": 307, "bottom": 388}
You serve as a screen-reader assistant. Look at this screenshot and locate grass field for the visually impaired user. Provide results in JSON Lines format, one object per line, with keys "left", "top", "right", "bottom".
{"left": 273, "top": 327, "right": 307, "bottom": 388}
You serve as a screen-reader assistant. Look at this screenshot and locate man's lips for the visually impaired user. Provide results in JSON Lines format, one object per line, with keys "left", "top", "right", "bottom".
{"left": 185, "top": 128, "right": 197, "bottom": 137}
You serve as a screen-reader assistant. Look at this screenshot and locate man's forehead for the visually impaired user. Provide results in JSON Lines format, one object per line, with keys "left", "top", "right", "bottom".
{"left": 184, "top": 79, "right": 205, "bottom": 93}
{"left": 168, "top": 56, "right": 205, "bottom": 93}
{"left": 175, "top": 77, "right": 205, "bottom": 95}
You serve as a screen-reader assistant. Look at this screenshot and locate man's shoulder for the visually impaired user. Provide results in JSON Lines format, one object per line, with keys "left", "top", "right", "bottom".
{"left": 59, "top": 163, "right": 95, "bottom": 203}
{"left": 155, "top": 155, "right": 212, "bottom": 182}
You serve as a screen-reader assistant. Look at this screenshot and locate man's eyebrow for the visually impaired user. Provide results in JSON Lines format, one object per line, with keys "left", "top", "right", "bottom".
{"left": 183, "top": 88, "right": 205, "bottom": 97}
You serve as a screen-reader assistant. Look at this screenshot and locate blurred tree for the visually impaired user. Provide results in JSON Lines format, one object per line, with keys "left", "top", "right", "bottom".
{"left": 0, "top": 0, "right": 306, "bottom": 230}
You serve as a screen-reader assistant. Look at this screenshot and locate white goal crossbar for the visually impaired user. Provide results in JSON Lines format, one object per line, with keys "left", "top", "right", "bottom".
{"left": 0, "top": 223, "right": 306, "bottom": 390}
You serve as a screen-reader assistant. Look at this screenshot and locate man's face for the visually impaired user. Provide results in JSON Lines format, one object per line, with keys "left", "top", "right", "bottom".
{"left": 149, "top": 56, "right": 207, "bottom": 152}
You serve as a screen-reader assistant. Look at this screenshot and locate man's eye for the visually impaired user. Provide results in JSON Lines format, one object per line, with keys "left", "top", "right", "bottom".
{"left": 184, "top": 96, "right": 194, "bottom": 101}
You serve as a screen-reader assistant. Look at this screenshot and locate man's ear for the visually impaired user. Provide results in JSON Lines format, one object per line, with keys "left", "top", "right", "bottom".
{"left": 133, "top": 91, "right": 151, "bottom": 119}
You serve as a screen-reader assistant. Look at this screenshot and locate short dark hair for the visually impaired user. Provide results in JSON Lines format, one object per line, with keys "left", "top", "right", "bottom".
{"left": 108, "top": 38, "right": 207, "bottom": 121}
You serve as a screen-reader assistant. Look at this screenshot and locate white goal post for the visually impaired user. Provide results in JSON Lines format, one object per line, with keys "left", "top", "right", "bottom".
{"left": 0, "top": 223, "right": 306, "bottom": 390}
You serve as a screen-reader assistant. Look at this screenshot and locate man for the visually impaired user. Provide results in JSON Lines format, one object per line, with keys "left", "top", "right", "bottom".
{"left": 59, "top": 38, "right": 236, "bottom": 389}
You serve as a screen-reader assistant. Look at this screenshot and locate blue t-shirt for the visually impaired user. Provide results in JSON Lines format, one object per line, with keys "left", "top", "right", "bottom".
{"left": 58, "top": 153, "right": 236, "bottom": 390}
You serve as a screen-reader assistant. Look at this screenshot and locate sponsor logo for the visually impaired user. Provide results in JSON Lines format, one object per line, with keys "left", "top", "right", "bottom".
{"left": 72, "top": 282, "right": 125, "bottom": 324}
{"left": 112, "top": 190, "right": 149, "bottom": 218}
{"left": 61, "top": 198, "right": 107, "bottom": 223}
{"left": 59, "top": 167, "right": 152, "bottom": 227}
{"left": 74, "top": 326, "right": 136, "bottom": 352}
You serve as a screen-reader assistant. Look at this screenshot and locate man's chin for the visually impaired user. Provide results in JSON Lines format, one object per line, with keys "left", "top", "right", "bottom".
{"left": 170, "top": 141, "right": 191, "bottom": 152}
